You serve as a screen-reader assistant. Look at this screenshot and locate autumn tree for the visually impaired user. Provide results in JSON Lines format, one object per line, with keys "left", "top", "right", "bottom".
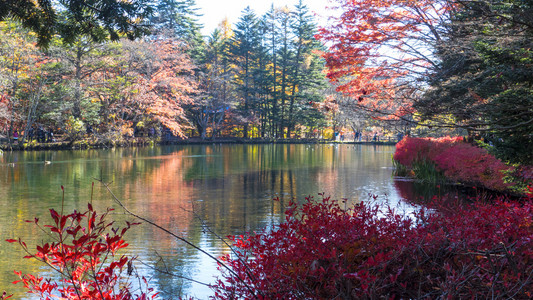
{"left": 325, "top": 86, "right": 368, "bottom": 140}
{"left": 34, "top": 37, "right": 198, "bottom": 140}
{"left": 0, "top": 21, "right": 45, "bottom": 144}
{"left": 321, "top": 0, "right": 533, "bottom": 163}
{"left": 318, "top": 0, "right": 455, "bottom": 119}
{"left": 117, "top": 39, "right": 198, "bottom": 137}
{"left": 40, "top": 38, "right": 110, "bottom": 138}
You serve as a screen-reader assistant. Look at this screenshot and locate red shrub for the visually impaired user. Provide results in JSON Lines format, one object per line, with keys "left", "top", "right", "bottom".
{"left": 394, "top": 137, "right": 433, "bottom": 166}
{"left": 434, "top": 143, "right": 512, "bottom": 191}
{"left": 517, "top": 166, "right": 533, "bottom": 182}
{"left": 213, "top": 196, "right": 533, "bottom": 299}
{"left": 394, "top": 136, "right": 513, "bottom": 191}
{"left": 394, "top": 136, "right": 463, "bottom": 166}
{"left": 7, "top": 204, "right": 157, "bottom": 300}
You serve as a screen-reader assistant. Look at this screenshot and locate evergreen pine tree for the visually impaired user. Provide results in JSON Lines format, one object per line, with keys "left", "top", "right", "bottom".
{"left": 231, "top": 7, "right": 261, "bottom": 138}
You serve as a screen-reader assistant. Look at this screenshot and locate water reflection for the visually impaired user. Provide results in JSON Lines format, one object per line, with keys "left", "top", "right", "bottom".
{"left": 0, "top": 144, "right": 415, "bottom": 299}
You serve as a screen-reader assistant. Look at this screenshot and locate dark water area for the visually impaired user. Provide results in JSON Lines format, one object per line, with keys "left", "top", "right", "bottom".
{"left": 0, "top": 143, "right": 454, "bottom": 299}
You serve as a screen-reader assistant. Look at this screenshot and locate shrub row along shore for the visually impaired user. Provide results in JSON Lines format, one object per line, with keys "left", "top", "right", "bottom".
{"left": 394, "top": 136, "right": 533, "bottom": 196}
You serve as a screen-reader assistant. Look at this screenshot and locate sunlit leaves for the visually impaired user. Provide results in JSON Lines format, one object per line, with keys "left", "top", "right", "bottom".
{"left": 8, "top": 202, "right": 156, "bottom": 299}
{"left": 318, "top": 0, "right": 456, "bottom": 118}
{"left": 0, "top": 20, "right": 48, "bottom": 139}
{"left": 117, "top": 39, "right": 198, "bottom": 137}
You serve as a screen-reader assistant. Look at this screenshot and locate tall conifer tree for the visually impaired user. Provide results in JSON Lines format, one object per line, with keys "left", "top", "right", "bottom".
{"left": 231, "top": 7, "right": 261, "bottom": 138}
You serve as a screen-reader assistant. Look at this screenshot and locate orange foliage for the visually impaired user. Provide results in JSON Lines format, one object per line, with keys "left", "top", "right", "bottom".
{"left": 126, "top": 40, "right": 198, "bottom": 137}
{"left": 90, "top": 39, "right": 198, "bottom": 137}
{"left": 318, "top": 0, "right": 456, "bottom": 118}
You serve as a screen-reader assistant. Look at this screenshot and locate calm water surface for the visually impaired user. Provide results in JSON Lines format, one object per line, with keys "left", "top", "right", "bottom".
{"left": 0, "top": 144, "right": 418, "bottom": 299}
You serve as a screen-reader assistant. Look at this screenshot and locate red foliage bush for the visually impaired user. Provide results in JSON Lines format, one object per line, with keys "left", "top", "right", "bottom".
{"left": 7, "top": 203, "right": 157, "bottom": 300}
{"left": 213, "top": 195, "right": 533, "bottom": 299}
{"left": 394, "top": 136, "right": 513, "bottom": 191}
{"left": 434, "top": 142, "right": 512, "bottom": 191}
{"left": 393, "top": 136, "right": 463, "bottom": 166}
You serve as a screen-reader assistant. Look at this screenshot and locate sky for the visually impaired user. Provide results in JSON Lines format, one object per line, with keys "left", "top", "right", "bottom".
{"left": 195, "top": 0, "right": 333, "bottom": 36}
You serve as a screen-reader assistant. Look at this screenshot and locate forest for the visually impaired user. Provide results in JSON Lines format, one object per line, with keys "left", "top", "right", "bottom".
{"left": 0, "top": 0, "right": 336, "bottom": 147}
{"left": 1, "top": 0, "right": 532, "bottom": 165}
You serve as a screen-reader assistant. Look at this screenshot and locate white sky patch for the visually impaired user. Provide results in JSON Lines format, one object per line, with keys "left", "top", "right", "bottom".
{"left": 195, "top": 0, "right": 333, "bottom": 35}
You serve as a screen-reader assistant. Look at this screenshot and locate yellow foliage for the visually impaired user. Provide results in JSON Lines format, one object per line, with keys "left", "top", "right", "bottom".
{"left": 323, "top": 128, "right": 334, "bottom": 139}
{"left": 414, "top": 113, "right": 458, "bottom": 130}
{"left": 218, "top": 18, "right": 234, "bottom": 39}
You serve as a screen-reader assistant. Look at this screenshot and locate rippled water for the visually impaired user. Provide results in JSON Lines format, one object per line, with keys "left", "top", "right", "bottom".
{"left": 0, "top": 143, "right": 417, "bottom": 299}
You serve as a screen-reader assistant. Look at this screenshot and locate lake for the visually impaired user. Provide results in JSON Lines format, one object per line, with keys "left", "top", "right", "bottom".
{"left": 0, "top": 143, "right": 420, "bottom": 299}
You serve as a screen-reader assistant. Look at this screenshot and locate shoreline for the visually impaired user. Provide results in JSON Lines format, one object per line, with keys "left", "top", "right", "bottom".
{"left": 0, "top": 137, "right": 398, "bottom": 152}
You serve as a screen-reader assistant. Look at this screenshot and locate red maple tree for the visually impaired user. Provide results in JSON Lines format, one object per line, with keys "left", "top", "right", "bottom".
{"left": 318, "top": 0, "right": 456, "bottom": 118}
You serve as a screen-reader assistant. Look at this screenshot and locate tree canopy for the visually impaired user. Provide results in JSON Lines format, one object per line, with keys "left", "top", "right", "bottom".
{"left": 0, "top": 0, "right": 153, "bottom": 47}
